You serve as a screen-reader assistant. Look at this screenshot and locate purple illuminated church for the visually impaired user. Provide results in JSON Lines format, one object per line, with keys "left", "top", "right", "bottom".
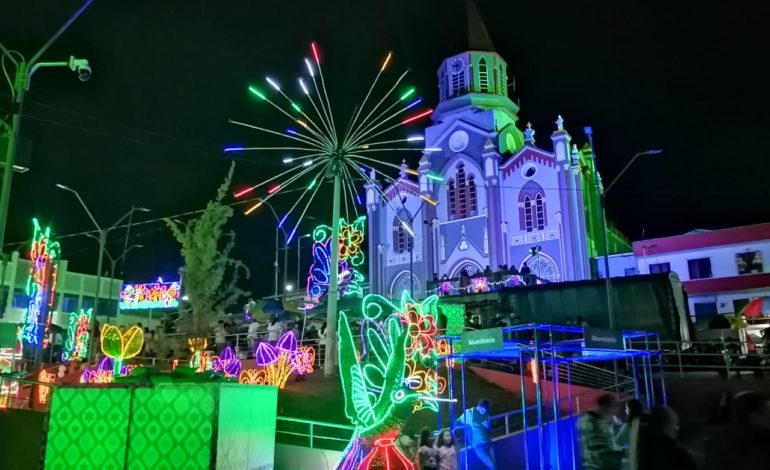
{"left": 365, "top": 10, "right": 628, "bottom": 298}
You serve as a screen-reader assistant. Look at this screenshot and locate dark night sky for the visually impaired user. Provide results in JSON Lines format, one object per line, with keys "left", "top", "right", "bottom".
{"left": 2, "top": 0, "right": 769, "bottom": 296}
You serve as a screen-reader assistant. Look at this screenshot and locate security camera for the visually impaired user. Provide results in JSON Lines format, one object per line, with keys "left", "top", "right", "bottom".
{"left": 68, "top": 56, "right": 91, "bottom": 82}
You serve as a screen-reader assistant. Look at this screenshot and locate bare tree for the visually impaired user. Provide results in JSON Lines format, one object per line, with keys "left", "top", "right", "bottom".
{"left": 165, "top": 163, "right": 250, "bottom": 333}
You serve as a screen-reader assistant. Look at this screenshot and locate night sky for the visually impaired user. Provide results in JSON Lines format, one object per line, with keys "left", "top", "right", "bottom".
{"left": 2, "top": 0, "right": 769, "bottom": 296}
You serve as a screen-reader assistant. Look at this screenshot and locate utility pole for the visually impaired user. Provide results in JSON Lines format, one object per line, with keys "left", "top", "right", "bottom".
{"left": 0, "top": 0, "right": 95, "bottom": 253}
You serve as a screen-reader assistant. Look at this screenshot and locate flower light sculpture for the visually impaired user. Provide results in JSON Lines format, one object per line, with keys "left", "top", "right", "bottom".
{"left": 307, "top": 216, "right": 366, "bottom": 303}
{"left": 238, "top": 331, "right": 315, "bottom": 388}
{"left": 100, "top": 324, "right": 143, "bottom": 376}
{"left": 187, "top": 337, "right": 210, "bottom": 372}
{"left": 210, "top": 346, "right": 241, "bottom": 377}
{"left": 80, "top": 357, "right": 131, "bottom": 384}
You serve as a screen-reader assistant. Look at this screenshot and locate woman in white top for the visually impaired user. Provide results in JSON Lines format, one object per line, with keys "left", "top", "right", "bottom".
{"left": 266, "top": 317, "right": 282, "bottom": 343}
{"left": 616, "top": 398, "right": 644, "bottom": 470}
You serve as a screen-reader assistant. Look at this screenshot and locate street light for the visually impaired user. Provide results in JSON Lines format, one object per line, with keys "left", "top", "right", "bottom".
{"left": 285, "top": 284, "right": 294, "bottom": 292}
{"left": 56, "top": 183, "right": 150, "bottom": 359}
{"left": 118, "top": 206, "right": 150, "bottom": 277}
{"left": 104, "top": 244, "right": 144, "bottom": 321}
{"left": 296, "top": 233, "right": 312, "bottom": 292}
{"left": 252, "top": 197, "right": 288, "bottom": 299}
{"left": 0, "top": 0, "right": 95, "bottom": 255}
{"left": 585, "top": 127, "right": 662, "bottom": 328}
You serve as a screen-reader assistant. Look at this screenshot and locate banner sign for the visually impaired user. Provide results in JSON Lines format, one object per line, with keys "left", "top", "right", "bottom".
{"left": 460, "top": 327, "right": 504, "bottom": 353}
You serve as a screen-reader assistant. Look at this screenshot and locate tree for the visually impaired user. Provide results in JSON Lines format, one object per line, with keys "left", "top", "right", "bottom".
{"left": 165, "top": 162, "right": 250, "bottom": 333}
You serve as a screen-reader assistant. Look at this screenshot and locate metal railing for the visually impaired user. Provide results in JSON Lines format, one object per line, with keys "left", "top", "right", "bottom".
{"left": 275, "top": 416, "right": 355, "bottom": 451}
{"left": 632, "top": 339, "right": 770, "bottom": 378}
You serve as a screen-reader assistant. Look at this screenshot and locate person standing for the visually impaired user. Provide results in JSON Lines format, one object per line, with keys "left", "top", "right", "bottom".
{"left": 214, "top": 320, "right": 227, "bottom": 353}
{"left": 578, "top": 393, "right": 623, "bottom": 470}
{"left": 454, "top": 399, "right": 496, "bottom": 469}
{"left": 615, "top": 399, "right": 644, "bottom": 470}
{"left": 395, "top": 429, "right": 417, "bottom": 464}
{"left": 637, "top": 406, "right": 696, "bottom": 470}
{"left": 266, "top": 317, "right": 282, "bottom": 344}
{"left": 435, "top": 428, "right": 458, "bottom": 470}
{"left": 246, "top": 318, "right": 260, "bottom": 353}
{"left": 418, "top": 427, "right": 439, "bottom": 470}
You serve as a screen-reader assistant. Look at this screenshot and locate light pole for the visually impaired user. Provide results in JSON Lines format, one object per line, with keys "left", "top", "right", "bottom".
{"left": 296, "top": 233, "right": 311, "bottom": 292}
{"left": 56, "top": 183, "right": 149, "bottom": 359}
{"left": 104, "top": 244, "right": 144, "bottom": 321}
{"left": 584, "top": 127, "right": 661, "bottom": 328}
{"left": 253, "top": 197, "right": 288, "bottom": 299}
{"left": 0, "top": 0, "right": 94, "bottom": 254}
{"left": 118, "top": 206, "right": 149, "bottom": 277}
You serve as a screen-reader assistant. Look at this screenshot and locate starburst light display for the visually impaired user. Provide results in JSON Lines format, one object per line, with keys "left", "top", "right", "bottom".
{"left": 227, "top": 42, "right": 441, "bottom": 374}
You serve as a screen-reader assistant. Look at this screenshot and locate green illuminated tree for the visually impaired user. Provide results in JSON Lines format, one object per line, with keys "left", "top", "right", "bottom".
{"left": 165, "top": 162, "right": 250, "bottom": 333}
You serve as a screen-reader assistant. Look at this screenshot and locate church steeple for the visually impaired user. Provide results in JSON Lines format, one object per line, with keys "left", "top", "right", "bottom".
{"left": 467, "top": 0, "right": 495, "bottom": 51}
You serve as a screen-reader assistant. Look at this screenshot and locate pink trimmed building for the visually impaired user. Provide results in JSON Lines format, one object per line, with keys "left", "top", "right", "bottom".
{"left": 601, "top": 223, "right": 770, "bottom": 324}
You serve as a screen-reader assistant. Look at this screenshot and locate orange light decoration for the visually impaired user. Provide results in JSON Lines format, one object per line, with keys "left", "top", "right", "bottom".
{"left": 37, "top": 369, "right": 56, "bottom": 405}
{"left": 187, "top": 337, "right": 210, "bottom": 372}
{"left": 401, "top": 302, "right": 437, "bottom": 357}
{"left": 380, "top": 51, "right": 393, "bottom": 72}
{"left": 529, "top": 358, "right": 539, "bottom": 385}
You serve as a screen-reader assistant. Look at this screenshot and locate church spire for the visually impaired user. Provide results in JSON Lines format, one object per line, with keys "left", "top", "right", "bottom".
{"left": 467, "top": 0, "right": 495, "bottom": 51}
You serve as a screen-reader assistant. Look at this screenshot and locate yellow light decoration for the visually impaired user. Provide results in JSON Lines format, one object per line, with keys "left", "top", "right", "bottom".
{"left": 37, "top": 369, "right": 56, "bottom": 405}
{"left": 100, "top": 324, "right": 144, "bottom": 376}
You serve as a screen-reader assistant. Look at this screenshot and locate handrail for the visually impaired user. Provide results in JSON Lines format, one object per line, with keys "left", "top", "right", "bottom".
{"left": 275, "top": 415, "right": 356, "bottom": 450}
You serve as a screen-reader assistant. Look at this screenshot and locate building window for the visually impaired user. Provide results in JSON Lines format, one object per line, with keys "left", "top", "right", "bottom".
{"left": 523, "top": 196, "right": 533, "bottom": 232}
{"left": 649, "top": 262, "right": 671, "bottom": 274}
{"left": 468, "top": 174, "right": 478, "bottom": 213}
{"left": 392, "top": 210, "right": 414, "bottom": 254}
{"left": 11, "top": 290, "right": 27, "bottom": 309}
{"left": 518, "top": 181, "right": 545, "bottom": 233}
{"left": 447, "top": 164, "right": 477, "bottom": 220}
{"left": 732, "top": 298, "right": 750, "bottom": 313}
{"left": 688, "top": 258, "right": 712, "bottom": 279}
{"left": 535, "top": 194, "right": 546, "bottom": 230}
{"left": 693, "top": 302, "right": 718, "bottom": 320}
{"left": 736, "top": 251, "right": 763, "bottom": 274}
{"left": 478, "top": 57, "right": 489, "bottom": 92}
{"left": 496, "top": 65, "right": 505, "bottom": 95}
{"left": 624, "top": 267, "right": 638, "bottom": 276}
{"left": 61, "top": 294, "right": 79, "bottom": 313}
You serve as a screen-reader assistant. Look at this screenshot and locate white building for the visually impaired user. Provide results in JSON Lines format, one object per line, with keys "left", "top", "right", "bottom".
{"left": 601, "top": 223, "right": 770, "bottom": 324}
{"left": 0, "top": 250, "right": 123, "bottom": 328}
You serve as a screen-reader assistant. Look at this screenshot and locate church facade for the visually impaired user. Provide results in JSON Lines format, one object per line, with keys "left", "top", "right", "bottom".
{"left": 366, "top": 45, "right": 629, "bottom": 298}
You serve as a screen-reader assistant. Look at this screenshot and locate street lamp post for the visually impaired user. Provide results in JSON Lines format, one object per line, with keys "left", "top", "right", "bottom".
{"left": 56, "top": 183, "right": 149, "bottom": 359}
{"left": 584, "top": 127, "right": 661, "bottom": 328}
{"left": 296, "top": 233, "right": 311, "bottom": 292}
{"left": 0, "top": 0, "right": 94, "bottom": 254}
{"left": 253, "top": 197, "right": 287, "bottom": 299}
{"left": 104, "top": 244, "right": 144, "bottom": 321}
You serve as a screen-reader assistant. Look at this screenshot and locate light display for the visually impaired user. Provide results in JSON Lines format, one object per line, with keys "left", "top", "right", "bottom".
{"left": 100, "top": 324, "right": 144, "bottom": 375}
{"left": 430, "top": 274, "right": 525, "bottom": 296}
{"left": 307, "top": 216, "right": 366, "bottom": 302}
{"left": 0, "top": 345, "right": 20, "bottom": 407}
{"left": 21, "top": 218, "right": 60, "bottom": 349}
{"left": 62, "top": 308, "right": 92, "bottom": 362}
{"left": 37, "top": 369, "right": 56, "bottom": 405}
{"left": 119, "top": 279, "right": 181, "bottom": 310}
{"left": 229, "top": 43, "right": 433, "bottom": 377}
{"left": 238, "top": 331, "right": 316, "bottom": 389}
{"left": 187, "top": 337, "right": 209, "bottom": 372}
{"left": 337, "top": 291, "right": 444, "bottom": 469}
{"left": 211, "top": 346, "right": 242, "bottom": 378}
{"left": 80, "top": 357, "right": 130, "bottom": 383}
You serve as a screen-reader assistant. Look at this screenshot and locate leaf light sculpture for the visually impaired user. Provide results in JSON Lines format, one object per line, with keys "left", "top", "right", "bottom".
{"left": 100, "top": 324, "right": 143, "bottom": 376}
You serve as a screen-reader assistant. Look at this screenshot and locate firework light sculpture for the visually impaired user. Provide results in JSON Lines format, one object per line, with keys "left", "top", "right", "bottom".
{"left": 228, "top": 42, "right": 440, "bottom": 375}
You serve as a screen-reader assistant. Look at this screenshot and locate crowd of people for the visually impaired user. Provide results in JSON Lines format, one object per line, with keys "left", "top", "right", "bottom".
{"left": 579, "top": 391, "right": 770, "bottom": 470}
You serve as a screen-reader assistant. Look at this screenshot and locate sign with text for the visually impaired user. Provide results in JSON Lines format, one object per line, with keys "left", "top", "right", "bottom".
{"left": 461, "top": 327, "right": 504, "bottom": 354}
{"left": 584, "top": 327, "right": 625, "bottom": 350}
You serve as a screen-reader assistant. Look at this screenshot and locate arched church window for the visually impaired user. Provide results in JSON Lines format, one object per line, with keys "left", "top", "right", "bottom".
{"left": 439, "top": 72, "right": 448, "bottom": 101}
{"left": 448, "top": 163, "right": 478, "bottom": 220}
{"left": 523, "top": 196, "right": 533, "bottom": 232}
{"left": 535, "top": 194, "right": 546, "bottom": 230}
{"left": 478, "top": 57, "right": 489, "bottom": 92}
{"left": 496, "top": 65, "right": 505, "bottom": 95}
{"left": 448, "top": 179, "right": 456, "bottom": 217}
{"left": 392, "top": 209, "right": 414, "bottom": 254}
{"left": 468, "top": 174, "right": 478, "bottom": 214}
{"left": 518, "top": 180, "right": 546, "bottom": 232}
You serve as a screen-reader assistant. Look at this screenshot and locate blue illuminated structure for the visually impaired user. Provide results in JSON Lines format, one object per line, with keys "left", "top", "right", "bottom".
{"left": 437, "top": 323, "right": 666, "bottom": 470}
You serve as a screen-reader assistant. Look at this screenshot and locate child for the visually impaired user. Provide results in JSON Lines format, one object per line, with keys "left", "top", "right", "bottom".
{"left": 435, "top": 428, "right": 457, "bottom": 470}
{"left": 418, "top": 427, "right": 439, "bottom": 470}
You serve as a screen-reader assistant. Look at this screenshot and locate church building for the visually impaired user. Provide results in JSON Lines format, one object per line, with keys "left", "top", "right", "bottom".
{"left": 365, "top": 9, "right": 629, "bottom": 298}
